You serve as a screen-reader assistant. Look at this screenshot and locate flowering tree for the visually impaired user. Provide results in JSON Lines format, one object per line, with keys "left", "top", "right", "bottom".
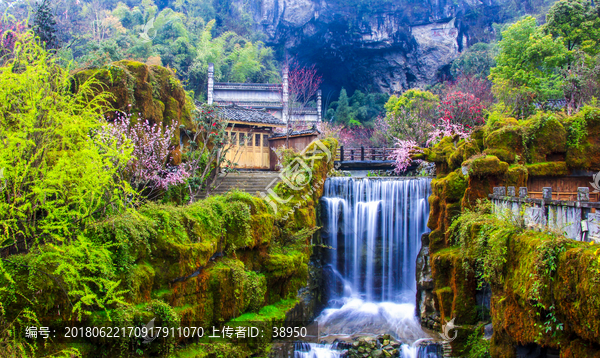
{"left": 426, "top": 119, "right": 472, "bottom": 147}
{"left": 441, "top": 75, "right": 495, "bottom": 108}
{"left": 108, "top": 112, "right": 188, "bottom": 199}
{"left": 285, "top": 59, "right": 323, "bottom": 143}
{"left": 389, "top": 140, "right": 422, "bottom": 174}
{"left": 0, "top": 21, "right": 26, "bottom": 61}
{"left": 370, "top": 116, "right": 394, "bottom": 147}
{"left": 338, "top": 126, "right": 374, "bottom": 147}
{"left": 439, "top": 91, "right": 485, "bottom": 128}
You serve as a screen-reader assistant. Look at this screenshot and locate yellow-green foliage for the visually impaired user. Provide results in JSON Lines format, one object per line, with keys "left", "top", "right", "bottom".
{"left": 521, "top": 113, "right": 567, "bottom": 163}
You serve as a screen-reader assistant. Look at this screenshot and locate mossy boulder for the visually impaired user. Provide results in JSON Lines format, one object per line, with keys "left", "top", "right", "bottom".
{"left": 484, "top": 124, "right": 524, "bottom": 163}
{"left": 72, "top": 61, "right": 193, "bottom": 144}
{"left": 523, "top": 114, "right": 567, "bottom": 163}
{"left": 504, "top": 164, "right": 528, "bottom": 187}
{"left": 565, "top": 107, "right": 600, "bottom": 171}
{"left": 466, "top": 155, "right": 509, "bottom": 177}
{"left": 525, "top": 161, "right": 569, "bottom": 177}
{"left": 434, "top": 170, "right": 468, "bottom": 203}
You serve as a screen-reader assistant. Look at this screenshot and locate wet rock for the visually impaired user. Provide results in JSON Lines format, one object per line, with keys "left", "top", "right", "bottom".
{"left": 358, "top": 347, "right": 365, "bottom": 353}
{"left": 484, "top": 323, "right": 493, "bottom": 339}
{"left": 353, "top": 341, "right": 360, "bottom": 348}
{"left": 371, "top": 350, "right": 384, "bottom": 358}
{"left": 382, "top": 349, "right": 392, "bottom": 357}
{"left": 390, "top": 341, "right": 401, "bottom": 348}
{"left": 382, "top": 339, "right": 390, "bottom": 346}
{"left": 416, "top": 233, "right": 439, "bottom": 328}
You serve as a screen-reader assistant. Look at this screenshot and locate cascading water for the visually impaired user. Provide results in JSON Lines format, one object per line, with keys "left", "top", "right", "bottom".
{"left": 302, "top": 177, "right": 439, "bottom": 358}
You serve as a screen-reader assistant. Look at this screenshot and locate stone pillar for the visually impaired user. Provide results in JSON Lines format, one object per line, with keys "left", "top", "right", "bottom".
{"left": 519, "top": 187, "right": 528, "bottom": 198}
{"left": 317, "top": 90, "right": 322, "bottom": 122}
{"left": 578, "top": 187, "right": 590, "bottom": 202}
{"left": 543, "top": 187, "right": 553, "bottom": 201}
{"left": 282, "top": 66, "right": 289, "bottom": 123}
{"left": 498, "top": 186, "right": 506, "bottom": 197}
{"left": 207, "top": 63, "right": 214, "bottom": 105}
{"left": 507, "top": 186, "right": 516, "bottom": 197}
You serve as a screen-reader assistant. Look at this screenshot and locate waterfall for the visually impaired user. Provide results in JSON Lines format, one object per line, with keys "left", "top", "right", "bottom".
{"left": 303, "top": 177, "right": 439, "bottom": 358}
{"left": 321, "top": 177, "right": 431, "bottom": 303}
{"left": 294, "top": 342, "right": 343, "bottom": 358}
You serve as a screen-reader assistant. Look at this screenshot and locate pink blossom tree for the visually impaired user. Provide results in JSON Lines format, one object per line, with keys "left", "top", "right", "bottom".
{"left": 439, "top": 91, "right": 485, "bottom": 128}
{"left": 107, "top": 112, "right": 188, "bottom": 199}
{"left": 0, "top": 20, "right": 27, "bottom": 62}
{"left": 389, "top": 140, "right": 422, "bottom": 174}
{"left": 284, "top": 59, "right": 323, "bottom": 143}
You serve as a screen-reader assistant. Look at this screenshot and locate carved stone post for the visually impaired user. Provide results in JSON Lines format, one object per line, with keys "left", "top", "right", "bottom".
{"left": 317, "top": 90, "right": 322, "bottom": 122}
{"left": 207, "top": 63, "right": 214, "bottom": 105}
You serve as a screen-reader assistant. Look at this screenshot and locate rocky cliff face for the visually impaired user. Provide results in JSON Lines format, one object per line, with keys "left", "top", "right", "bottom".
{"left": 248, "top": 0, "right": 547, "bottom": 94}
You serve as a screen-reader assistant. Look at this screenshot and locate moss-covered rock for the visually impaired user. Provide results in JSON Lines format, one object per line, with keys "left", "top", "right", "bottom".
{"left": 525, "top": 161, "right": 569, "bottom": 177}
{"left": 72, "top": 61, "right": 193, "bottom": 144}
{"left": 565, "top": 106, "right": 600, "bottom": 171}
{"left": 484, "top": 124, "right": 524, "bottom": 163}
{"left": 523, "top": 113, "right": 567, "bottom": 163}
{"left": 504, "top": 164, "right": 528, "bottom": 187}
{"left": 466, "top": 155, "right": 509, "bottom": 177}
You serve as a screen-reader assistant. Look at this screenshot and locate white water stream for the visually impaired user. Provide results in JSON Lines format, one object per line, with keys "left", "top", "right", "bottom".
{"left": 298, "top": 177, "right": 439, "bottom": 358}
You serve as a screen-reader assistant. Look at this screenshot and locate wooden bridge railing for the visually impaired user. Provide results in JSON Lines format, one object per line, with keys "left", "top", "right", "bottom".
{"left": 335, "top": 146, "right": 395, "bottom": 161}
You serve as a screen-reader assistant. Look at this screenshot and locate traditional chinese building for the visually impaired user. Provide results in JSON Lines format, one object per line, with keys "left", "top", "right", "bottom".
{"left": 219, "top": 105, "right": 285, "bottom": 170}
{"left": 207, "top": 63, "right": 322, "bottom": 123}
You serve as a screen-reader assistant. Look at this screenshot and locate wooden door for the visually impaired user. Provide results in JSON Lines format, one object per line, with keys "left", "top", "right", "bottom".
{"left": 226, "top": 131, "right": 270, "bottom": 169}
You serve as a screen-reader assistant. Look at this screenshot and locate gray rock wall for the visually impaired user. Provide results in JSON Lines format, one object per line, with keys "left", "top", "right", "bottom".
{"left": 239, "top": 0, "right": 552, "bottom": 94}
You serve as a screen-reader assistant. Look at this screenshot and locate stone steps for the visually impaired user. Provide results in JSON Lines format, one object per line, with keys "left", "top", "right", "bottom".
{"left": 204, "top": 171, "right": 281, "bottom": 197}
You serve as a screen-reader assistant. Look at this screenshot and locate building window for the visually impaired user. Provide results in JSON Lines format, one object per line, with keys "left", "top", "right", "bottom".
{"left": 247, "top": 133, "right": 253, "bottom": 147}
{"left": 255, "top": 133, "right": 261, "bottom": 147}
{"left": 239, "top": 133, "right": 245, "bottom": 146}
{"left": 263, "top": 134, "right": 269, "bottom": 147}
{"left": 230, "top": 132, "right": 237, "bottom": 145}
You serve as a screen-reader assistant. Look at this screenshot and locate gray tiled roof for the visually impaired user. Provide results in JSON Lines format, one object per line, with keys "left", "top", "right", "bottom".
{"left": 269, "top": 128, "right": 321, "bottom": 139}
{"left": 219, "top": 105, "right": 284, "bottom": 126}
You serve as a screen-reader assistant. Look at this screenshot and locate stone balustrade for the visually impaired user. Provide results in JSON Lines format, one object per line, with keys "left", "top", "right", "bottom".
{"left": 489, "top": 186, "right": 600, "bottom": 242}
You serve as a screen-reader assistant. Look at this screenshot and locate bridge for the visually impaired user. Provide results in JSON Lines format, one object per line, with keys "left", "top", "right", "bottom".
{"left": 335, "top": 146, "right": 400, "bottom": 170}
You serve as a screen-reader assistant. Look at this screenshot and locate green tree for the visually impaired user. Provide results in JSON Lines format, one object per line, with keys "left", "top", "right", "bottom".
{"left": 32, "top": 0, "right": 58, "bottom": 48}
{"left": 451, "top": 42, "right": 497, "bottom": 78}
{"left": 544, "top": 0, "right": 600, "bottom": 54}
{"left": 334, "top": 88, "right": 352, "bottom": 124}
{"left": 489, "top": 16, "right": 567, "bottom": 117}
{"left": 383, "top": 89, "right": 439, "bottom": 143}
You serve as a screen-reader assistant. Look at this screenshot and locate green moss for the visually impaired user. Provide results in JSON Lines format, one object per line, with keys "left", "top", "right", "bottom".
{"left": 128, "top": 262, "right": 155, "bottom": 304}
{"left": 566, "top": 106, "right": 600, "bottom": 171}
{"left": 504, "top": 164, "right": 528, "bottom": 187}
{"left": 525, "top": 161, "right": 569, "bottom": 177}
{"left": 436, "top": 170, "right": 467, "bottom": 203}
{"left": 484, "top": 124, "right": 524, "bottom": 163}
{"left": 467, "top": 155, "right": 509, "bottom": 177}
{"left": 523, "top": 113, "right": 567, "bottom": 163}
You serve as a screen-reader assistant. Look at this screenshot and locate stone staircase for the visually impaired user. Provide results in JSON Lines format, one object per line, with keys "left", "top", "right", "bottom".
{"left": 206, "top": 171, "right": 281, "bottom": 197}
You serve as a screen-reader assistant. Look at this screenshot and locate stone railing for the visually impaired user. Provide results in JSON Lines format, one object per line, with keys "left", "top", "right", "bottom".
{"left": 489, "top": 186, "right": 600, "bottom": 242}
